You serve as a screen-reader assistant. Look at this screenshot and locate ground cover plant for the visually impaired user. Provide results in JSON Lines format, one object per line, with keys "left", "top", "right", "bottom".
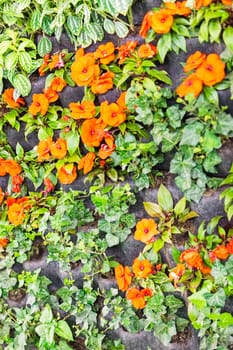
{"left": 0, "top": 0, "right": 233, "bottom": 349}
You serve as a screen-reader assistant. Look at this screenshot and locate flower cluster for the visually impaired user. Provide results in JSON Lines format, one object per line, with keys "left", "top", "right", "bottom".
{"left": 0, "top": 159, "right": 23, "bottom": 193}
{"left": 115, "top": 256, "right": 158, "bottom": 309}
{"left": 176, "top": 51, "right": 226, "bottom": 98}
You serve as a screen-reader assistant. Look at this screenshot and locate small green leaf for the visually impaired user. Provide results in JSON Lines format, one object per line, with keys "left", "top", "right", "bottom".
{"left": 18, "top": 51, "right": 33, "bottom": 73}
{"left": 40, "top": 304, "right": 53, "bottom": 323}
{"left": 30, "top": 9, "right": 42, "bottom": 31}
{"left": 12, "top": 74, "right": 31, "bottom": 97}
{"left": 104, "top": 18, "right": 115, "bottom": 34}
{"left": 174, "top": 197, "right": 186, "bottom": 217}
{"left": 223, "top": 26, "right": 233, "bottom": 53}
{"left": 209, "top": 18, "right": 221, "bottom": 43}
{"left": 157, "top": 184, "right": 173, "bottom": 212}
{"left": 55, "top": 320, "right": 73, "bottom": 341}
{"left": 114, "top": 21, "right": 129, "bottom": 38}
{"left": 143, "top": 201, "right": 165, "bottom": 218}
{"left": 153, "top": 238, "right": 164, "bottom": 253}
{"left": 37, "top": 37, "right": 52, "bottom": 57}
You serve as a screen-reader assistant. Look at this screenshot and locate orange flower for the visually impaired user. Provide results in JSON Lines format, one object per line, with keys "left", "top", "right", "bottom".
{"left": 176, "top": 73, "right": 203, "bottom": 98}
{"left": 183, "top": 51, "right": 207, "bottom": 73}
{"left": 38, "top": 54, "right": 50, "bottom": 76}
{"left": 29, "top": 93, "right": 49, "bottom": 116}
{"left": 43, "top": 88, "right": 59, "bottom": 103}
{"left": 78, "top": 152, "right": 96, "bottom": 174}
{"left": 221, "top": 0, "right": 232, "bottom": 5}
{"left": 169, "top": 263, "right": 185, "bottom": 287}
{"left": 132, "top": 258, "right": 153, "bottom": 278}
{"left": 0, "top": 187, "right": 4, "bottom": 204}
{"left": 49, "top": 77, "right": 67, "bottom": 92}
{"left": 75, "top": 48, "right": 85, "bottom": 60}
{"left": 98, "top": 142, "right": 115, "bottom": 160}
{"left": 0, "top": 159, "right": 7, "bottom": 176}
{"left": 117, "top": 91, "right": 127, "bottom": 110}
{"left": 0, "top": 237, "right": 8, "bottom": 249}
{"left": 50, "top": 138, "right": 67, "bottom": 159}
{"left": 150, "top": 9, "right": 174, "bottom": 34}
{"left": 37, "top": 138, "right": 53, "bottom": 161}
{"left": 8, "top": 203, "right": 25, "bottom": 226}
{"left": 69, "top": 100, "right": 96, "bottom": 120}
{"left": 194, "top": 0, "right": 213, "bottom": 9}
{"left": 180, "top": 248, "right": 211, "bottom": 274}
{"left": 179, "top": 248, "right": 202, "bottom": 268}
{"left": 126, "top": 287, "right": 153, "bottom": 309}
{"left": 100, "top": 101, "right": 126, "bottom": 127}
{"left": 139, "top": 11, "right": 153, "bottom": 38}
{"left": 71, "top": 56, "right": 100, "bottom": 86}
{"left": 211, "top": 245, "right": 230, "bottom": 261}
{"left": 138, "top": 43, "right": 157, "bottom": 58}
{"left": 4, "top": 160, "right": 22, "bottom": 176}
{"left": 115, "top": 264, "right": 132, "bottom": 291}
{"left": 117, "top": 41, "right": 138, "bottom": 64}
{"left": 165, "top": 1, "right": 192, "bottom": 16}
{"left": 226, "top": 238, "right": 233, "bottom": 254}
{"left": 81, "top": 118, "right": 105, "bottom": 147}
{"left": 91, "top": 71, "right": 115, "bottom": 95}
{"left": 3, "top": 88, "right": 25, "bottom": 109}
{"left": 94, "top": 42, "right": 115, "bottom": 64}
{"left": 196, "top": 53, "right": 226, "bottom": 86}
{"left": 48, "top": 53, "right": 65, "bottom": 70}
{"left": 12, "top": 174, "right": 24, "bottom": 193}
{"left": 43, "top": 177, "right": 55, "bottom": 193}
{"left": 134, "top": 218, "right": 159, "bottom": 244}
{"left": 58, "top": 163, "right": 77, "bottom": 184}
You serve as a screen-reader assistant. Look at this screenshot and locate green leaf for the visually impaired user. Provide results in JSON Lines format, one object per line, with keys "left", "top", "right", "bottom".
{"left": 203, "top": 86, "right": 219, "bottom": 105}
{"left": 106, "top": 233, "right": 119, "bottom": 247}
{"left": 157, "top": 184, "right": 173, "bottom": 212}
{"left": 66, "top": 132, "right": 80, "bottom": 156}
{"left": 143, "top": 201, "right": 164, "bottom": 218}
{"left": 153, "top": 238, "right": 164, "bottom": 252}
{"left": 174, "top": 197, "right": 186, "bottom": 217}
{"left": 114, "top": 21, "right": 129, "bottom": 38}
{"left": 16, "top": 143, "right": 24, "bottom": 158}
{"left": 204, "top": 288, "right": 226, "bottom": 308}
{"left": 0, "top": 40, "right": 11, "bottom": 55}
{"left": 223, "top": 26, "right": 233, "bottom": 53}
{"left": 12, "top": 73, "right": 31, "bottom": 97}
{"left": 37, "top": 37, "right": 52, "bottom": 57}
{"left": 66, "top": 15, "right": 82, "bottom": 35}
{"left": 147, "top": 69, "right": 172, "bottom": 85}
{"left": 40, "top": 304, "right": 53, "bottom": 323}
{"left": 30, "top": 9, "right": 42, "bottom": 31}
{"left": 180, "top": 122, "right": 203, "bottom": 146}
{"left": 209, "top": 18, "right": 221, "bottom": 43}
{"left": 55, "top": 320, "right": 73, "bottom": 341}
{"left": 106, "top": 168, "right": 118, "bottom": 182}
{"left": 104, "top": 18, "right": 115, "bottom": 34}
{"left": 202, "top": 130, "right": 221, "bottom": 153}
{"left": 157, "top": 33, "right": 172, "bottom": 63}
{"left": 199, "top": 20, "right": 209, "bottom": 42}
{"left": 18, "top": 51, "right": 32, "bottom": 73}
{"left": 171, "top": 246, "right": 181, "bottom": 263}
{"left": 4, "top": 52, "right": 18, "bottom": 71}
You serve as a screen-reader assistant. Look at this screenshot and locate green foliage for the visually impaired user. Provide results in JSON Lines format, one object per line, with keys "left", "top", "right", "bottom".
{"left": 91, "top": 184, "right": 136, "bottom": 247}
{"left": 220, "top": 163, "right": 233, "bottom": 221}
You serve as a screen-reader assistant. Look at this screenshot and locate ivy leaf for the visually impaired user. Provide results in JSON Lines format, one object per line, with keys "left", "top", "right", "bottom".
{"left": 180, "top": 122, "right": 203, "bottom": 146}
{"left": 202, "top": 130, "right": 221, "bottom": 153}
